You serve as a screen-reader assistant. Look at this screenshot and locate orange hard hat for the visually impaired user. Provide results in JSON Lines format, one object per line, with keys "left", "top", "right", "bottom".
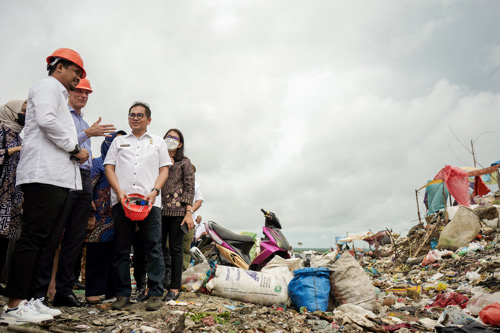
{"left": 75, "top": 78, "right": 93, "bottom": 93}
{"left": 122, "top": 193, "right": 152, "bottom": 221}
{"left": 46, "top": 48, "right": 86, "bottom": 79}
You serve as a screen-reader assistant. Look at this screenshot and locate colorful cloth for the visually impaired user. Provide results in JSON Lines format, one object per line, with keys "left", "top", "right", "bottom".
{"left": 0, "top": 123, "right": 23, "bottom": 238}
{"left": 87, "top": 134, "right": 118, "bottom": 242}
{"left": 434, "top": 166, "right": 469, "bottom": 206}
{"left": 429, "top": 292, "right": 469, "bottom": 309}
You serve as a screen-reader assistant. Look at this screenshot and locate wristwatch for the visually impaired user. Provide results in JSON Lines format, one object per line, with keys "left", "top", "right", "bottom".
{"left": 152, "top": 187, "right": 161, "bottom": 196}
{"left": 70, "top": 144, "right": 81, "bottom": 155}
{"left": 187, "top": 209, "right": 194, "bottom": 215}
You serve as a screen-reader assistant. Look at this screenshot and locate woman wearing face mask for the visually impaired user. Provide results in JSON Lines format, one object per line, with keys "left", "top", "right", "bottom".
{"left": 161, "top": 129, "right": 195, "bottom": 301}
{"left": 0, "top": 100, "right": 26, "bottom": 292}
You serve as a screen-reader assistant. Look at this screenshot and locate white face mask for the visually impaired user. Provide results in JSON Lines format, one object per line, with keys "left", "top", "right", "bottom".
{"left": 165, "top": 138, "right": 179, "bottom": 151}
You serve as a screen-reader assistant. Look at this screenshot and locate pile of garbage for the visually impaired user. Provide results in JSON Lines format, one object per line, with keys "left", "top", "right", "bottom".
{"left": 179, "top": 204, "right": 500, "bottom": 332}
{"left": 1, "top": 205, "right": 499, "bottom": 332}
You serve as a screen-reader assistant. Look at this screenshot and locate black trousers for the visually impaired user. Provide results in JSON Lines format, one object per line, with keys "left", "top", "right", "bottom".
{"left": 6, "top": 183, "right": 69, "bottom": 300}
{"left": 113, "top": 205, "right": 164, "bottom": 297}
{"left": 31, "top": 170, "right": 92, "bottom": 298}
{"left": 132, "top": 230, "right": 147, "bottom": 289}
{"left": 161, "top": 215, "right": 184, "bottom": 290}
{"left": 85, "top": 242, "right": 115, "bottom": 297}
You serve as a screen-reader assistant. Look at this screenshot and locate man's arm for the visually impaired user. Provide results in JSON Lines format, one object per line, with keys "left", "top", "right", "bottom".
{"left": 105, "top": 164, "right": 127, "bottom": 204}
{"left": 192, "top": 199, "right": 203, "bottom": 212}
{"left": 144, "top": 166, "right": 169, "bottom": 205}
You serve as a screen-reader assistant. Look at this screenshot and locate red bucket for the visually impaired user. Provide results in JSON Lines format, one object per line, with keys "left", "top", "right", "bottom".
{"left": 122, "top": 193, "right": 152, "bottom": 221}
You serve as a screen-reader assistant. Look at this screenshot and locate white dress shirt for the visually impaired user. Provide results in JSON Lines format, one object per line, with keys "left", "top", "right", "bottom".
{"left": 193, "top": 182, "right": 203, "bottom": 203}
{"left": 104, "top": 132, "right": 171, "bottom": 208}
{"left": 16, "top": 76, "right": 82, "bottom": 190}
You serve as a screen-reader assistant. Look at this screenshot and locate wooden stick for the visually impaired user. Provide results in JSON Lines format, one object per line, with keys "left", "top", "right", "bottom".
{"left": 415, "top": 189, "right": 423, "bottom": 226}
{"left": 414, "top": 215, "right": 441, "bottom": 257}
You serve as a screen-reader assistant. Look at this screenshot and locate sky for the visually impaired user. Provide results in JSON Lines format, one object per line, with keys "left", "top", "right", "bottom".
{"left": 1, "top": 1, "right": 500, "bottom": 248}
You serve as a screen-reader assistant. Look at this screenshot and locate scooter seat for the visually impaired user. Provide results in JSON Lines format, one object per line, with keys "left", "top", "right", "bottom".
{"left": 211, "top": 222, "right": 254, "bottom": 244}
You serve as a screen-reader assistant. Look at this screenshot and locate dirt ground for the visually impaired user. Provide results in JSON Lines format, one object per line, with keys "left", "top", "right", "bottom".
{"left": 0, "top": 290, "right": 314, "bottom": 333}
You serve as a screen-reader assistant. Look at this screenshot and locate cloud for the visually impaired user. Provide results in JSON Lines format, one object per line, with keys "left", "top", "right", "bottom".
{"left": 1, "top": 1, "right": 500, "bottom": 248}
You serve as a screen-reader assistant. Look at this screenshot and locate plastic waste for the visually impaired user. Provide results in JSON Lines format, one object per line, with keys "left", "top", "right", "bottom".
{"left": 436, "top": 281, "right": 448, "bottom": 292}
{"left": 479, "top": 302, "right": 500, "bottom": 326}
{"left": 465, "top": 269, "right": 482, "bottom": 283}
{"left": 437, "top": 305, "right": 477, "bottom": 326}
{"left": 467, "top": 292, "right": 500, "bottom": 316}
{"left": 467, "top": 242, "right": 484, "bottom": 252}
{"left": 288, "top": 267, "right": 330, "bottom": 312}
{"left": 430, "top": 238, "right": 438, "bottom": 249}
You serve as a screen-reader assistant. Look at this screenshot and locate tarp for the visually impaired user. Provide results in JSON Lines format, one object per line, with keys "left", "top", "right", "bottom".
{"left": 434, "top": 165, "right": 469, "bottom": 206}
{"left": 425, "top": 181, "right": 449, "bottom": 215}
{"left": 473, "top": 176, "right": 490, "bottom": 197}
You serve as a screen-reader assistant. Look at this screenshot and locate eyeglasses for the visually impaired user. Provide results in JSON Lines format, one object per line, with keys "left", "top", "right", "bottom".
{"left": 128, "top": 113, "right": 145, "bottom": 120}
{"left": 165, "top": 135, "right": 179, "bottom": 141}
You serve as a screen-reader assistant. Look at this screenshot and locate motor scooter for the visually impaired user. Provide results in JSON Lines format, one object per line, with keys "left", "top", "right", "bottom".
{"left": 194, "top": 209, "right": 292, "bottom": 271}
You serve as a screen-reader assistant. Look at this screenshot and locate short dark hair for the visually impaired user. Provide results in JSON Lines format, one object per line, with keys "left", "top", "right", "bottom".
{"left": 129, "top": 102, "right": 151, "bottom": 118}
{"left": 164, "top": 128, "right": 185, "bottom": 162}
{"left": 47, "top": 59, "right": 73, "bottom": 76}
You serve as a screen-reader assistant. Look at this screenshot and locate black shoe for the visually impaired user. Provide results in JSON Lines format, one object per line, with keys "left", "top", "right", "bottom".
{"left": 53, "top": 293, "right": 83, "bottom": 307}
{"left": 73, "top": 281, "right": 85, "bottom": 290}
{"left": 134, "top": 287, "right": 149, "bottom": 303}
{"left": 162, "top": 290, "right": 180, "bottom": 302}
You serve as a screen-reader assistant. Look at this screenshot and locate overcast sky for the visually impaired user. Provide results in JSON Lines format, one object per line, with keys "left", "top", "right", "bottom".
{"left": 2, "top": 1, "right": 500, "bottom": 248}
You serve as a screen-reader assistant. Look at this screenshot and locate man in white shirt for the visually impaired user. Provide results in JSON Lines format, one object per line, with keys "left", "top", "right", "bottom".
{"left": 31, "top": 78, "right": 116, "bottom": 307}
{"left": 1, "top": 48, "right": 89, "bottom": 325}
{"left": 104, "top": 102, "right": 170, "bottom": 312}
{"left": 194, "top": 216, "right": 207, "bottom": 244}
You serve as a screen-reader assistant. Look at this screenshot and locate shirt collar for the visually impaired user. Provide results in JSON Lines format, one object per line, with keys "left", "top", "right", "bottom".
{"left": 48, "top": 76, "right": 69, "bottom": 99}
{"left": 127, "top": 131, "right": 152, "bottom": 140}
{"left": 68, "top": 105, "right": 82, "bottom": 118}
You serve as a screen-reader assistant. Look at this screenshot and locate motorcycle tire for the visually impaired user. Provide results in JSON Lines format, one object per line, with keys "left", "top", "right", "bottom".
{"left": 199, "top": 243, "right": 220, "bottom": 263}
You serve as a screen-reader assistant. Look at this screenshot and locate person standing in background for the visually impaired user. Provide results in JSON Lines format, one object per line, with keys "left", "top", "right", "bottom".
{"left": 161, "top": 128, "right": 194, "bottom": 301}
{"left": 85, "top": 130, "right": 126, "bottom": 304}
{"left": 0, "top": 100, "right": 26, "bottom": 289}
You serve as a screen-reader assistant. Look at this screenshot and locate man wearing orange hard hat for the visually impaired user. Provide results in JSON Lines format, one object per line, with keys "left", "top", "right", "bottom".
{"left": 0, "top": 48, "right": 89, "bottom": 325}
{"left": 31, "top": 77, "right": 116, "bottom": 308}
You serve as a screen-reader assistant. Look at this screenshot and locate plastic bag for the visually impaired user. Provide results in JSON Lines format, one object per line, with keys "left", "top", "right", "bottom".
{"left": 181, "top": 261, "right": 210, "bottom": 292}
{"left": 479, "top": 302, "right": 500, "bottom": 326}
{"left": 467, "top": 292, "right": 500, "bottom": 316}
{"left": 288, "top": 267, "right": 330, "bottom": 312}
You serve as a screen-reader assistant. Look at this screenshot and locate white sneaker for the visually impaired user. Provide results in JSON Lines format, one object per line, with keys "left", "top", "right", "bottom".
{"left": 29, "top": 297, "right": 62, "bottom": 317}
{"left": 0, "top": 300, "right": 53, "bottom": 324}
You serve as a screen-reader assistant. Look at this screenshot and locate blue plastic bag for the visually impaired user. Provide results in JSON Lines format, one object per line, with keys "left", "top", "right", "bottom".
{"left": 288, "top": 267, "right": 331, "bottom": 312}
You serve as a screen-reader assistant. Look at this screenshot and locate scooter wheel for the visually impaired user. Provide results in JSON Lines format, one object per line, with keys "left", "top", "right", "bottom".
{"left": 199, "top": 244, "right": 220, "bottom": 263}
